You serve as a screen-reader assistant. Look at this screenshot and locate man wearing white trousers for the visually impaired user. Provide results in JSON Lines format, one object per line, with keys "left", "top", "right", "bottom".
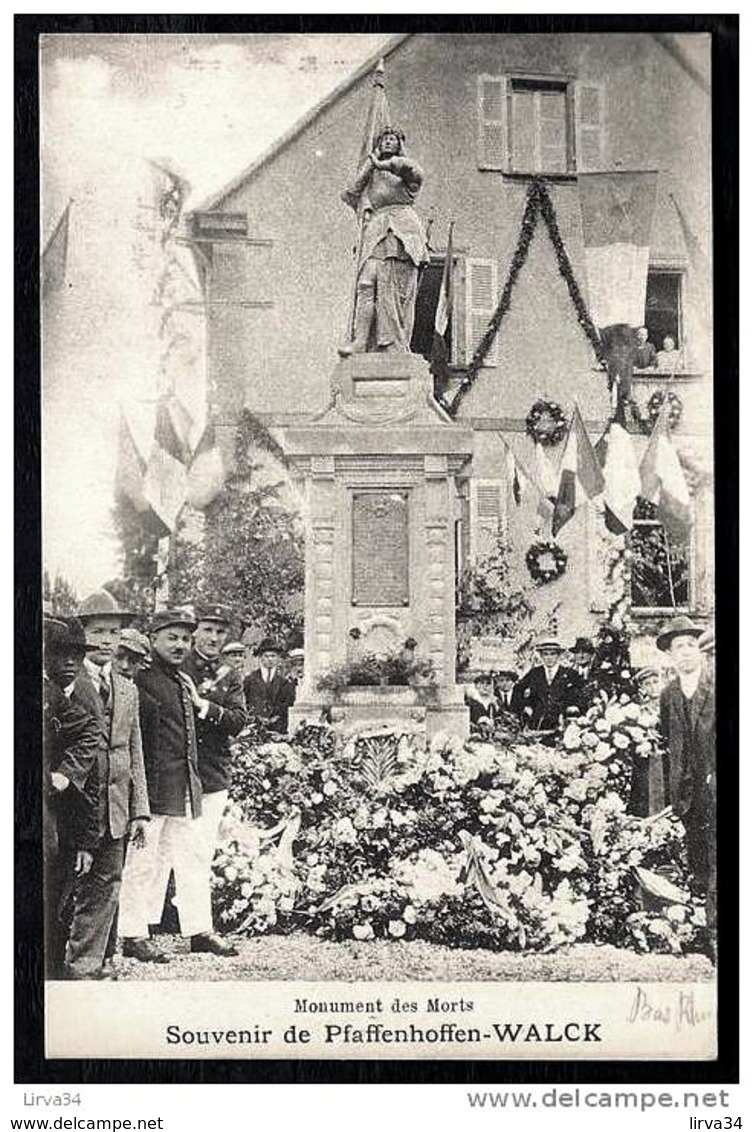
{"left": 180, "top": 603, "right": 247, "bottom": 956}
{"left": 119, "top": 608, "right": 234, "bottom": 962}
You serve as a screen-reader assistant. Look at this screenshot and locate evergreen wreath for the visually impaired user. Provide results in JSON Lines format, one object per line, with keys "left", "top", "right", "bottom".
{"left": 525, "top": 399, "right": 567, "bottom": 447}
{"left": 448, "top": 179, "right": 602, "bottom": 417}
{"left": 525, "top": 541, "right": 568, "bottom": 585}
{"left": 646, "top": 390, "right": 683, "bottom": 430}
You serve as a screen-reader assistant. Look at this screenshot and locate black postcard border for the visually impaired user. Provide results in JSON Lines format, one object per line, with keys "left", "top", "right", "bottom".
{"left": 15, "top": 11, "right": 739, "bottom": 1086}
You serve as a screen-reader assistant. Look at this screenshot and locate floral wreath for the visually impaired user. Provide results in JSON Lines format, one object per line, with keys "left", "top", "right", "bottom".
{"left": 525, "top": 399, "right": 568, "bottom": 447}
{"left": 646, "top": 390, "right": 683, "bottom": 430}
{"left": 525, "top": 540, "right": 568, "bottom": 585}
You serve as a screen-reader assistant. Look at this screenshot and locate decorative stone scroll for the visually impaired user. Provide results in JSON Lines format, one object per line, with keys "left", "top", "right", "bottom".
{"left": 351, "top": 491, "right": 409, "bottom": 607}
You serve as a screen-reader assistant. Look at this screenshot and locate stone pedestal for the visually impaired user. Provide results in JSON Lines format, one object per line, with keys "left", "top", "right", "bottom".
{"left": 283, "top": 353, "right": 473, "bottom": 739}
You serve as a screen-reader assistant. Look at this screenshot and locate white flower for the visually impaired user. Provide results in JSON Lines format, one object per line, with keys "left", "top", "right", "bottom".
{"left": 638, "top": 712, "right": 656, "bottom": 729}
{"left": 352, "top": 922, "right": 374, "bottom": 941}
{"left": 311, "top": 792, "right": 324, "bottom": 805}
{"left": 594, "top": 741, "right": 613, "bottom": 761}
{"left": 562, "top": 723, "right": 582, "bottom": 750}
{"left": 225, "top": 865, "right": 238, "bottom": 882}
{"left": 403, "top": 905, "right": 417, "bottom": 924}
{"left": 622, "top": 703, "right": 641, "bottom": 721}
{"left": 240, "top": 882, "right": 253, "bottom": 898}
{"left": 372, "top": 808, "right": 389, "bottom": 829}
{"left": 581, "top": 730, "right": 600, "bottom": 748}
{"left": 323, "top": 780, "right": 337, "bottom": 797}
{"left": 306, "top": 853, "right": 319, "bottom": 866}
{"left": 388, "top": 919, "right": 407, "bottom": 938}
{"left": 605, "top": 704, "right": 625, "bottom": 727}
{"left": 665, "top": 904, "right": 687, "bottom": 924}
{"left": 595, "top": 719, "right": 611, "bottom": 735}
{"left": 612, "top": 732, "right": 630, "bottom": 750}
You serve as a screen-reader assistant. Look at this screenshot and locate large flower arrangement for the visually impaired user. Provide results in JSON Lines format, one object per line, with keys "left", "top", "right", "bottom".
{"left": 211, "top": 696, "right": 705, "bottom": 956}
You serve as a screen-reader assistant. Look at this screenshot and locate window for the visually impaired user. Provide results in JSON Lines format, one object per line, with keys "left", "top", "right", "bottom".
{"left": 477, "top": 75, "right": 604, "bottom": 174}
{"left": 630, "top": 500, "right": 690, "bottom": 612}
{"left": 411, "top": 253, "right": 499, "bottom": 371}
{"left": 470, "top": 479, "right": 505, "bottom": 563}
{"left": 644, "top": 268, "right": 684, "bottom": 352}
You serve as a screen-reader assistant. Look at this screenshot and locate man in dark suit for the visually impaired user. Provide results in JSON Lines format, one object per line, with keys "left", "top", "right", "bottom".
{"left": 68, "top": 591, "right": 150, "bottom": 980}
{"left": 120, "top": 609, "right": 237, "bottom": 961}
{"left": 180, "top": 603, "right": 247, "bottom": 956}
{"left": 657, "top": 616, "right": 716, "bottom": 950}
{"left": 511, "top": 635, "right": 586, "bottom": 740}
{"left": 43, "top": 618, "right": 101, "bottom": 978}
{"left": 244, "top": 638, "right": 296, "bottom": 734}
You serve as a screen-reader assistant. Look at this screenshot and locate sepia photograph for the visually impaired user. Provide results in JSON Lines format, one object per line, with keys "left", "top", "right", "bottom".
{"left": 20, "top": 17, "right": 737, "bottom": 1075}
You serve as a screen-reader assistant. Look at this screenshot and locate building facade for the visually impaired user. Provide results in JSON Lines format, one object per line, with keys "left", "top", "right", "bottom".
{"left": 187, "top": 32, "right": 713, "bottom": 669}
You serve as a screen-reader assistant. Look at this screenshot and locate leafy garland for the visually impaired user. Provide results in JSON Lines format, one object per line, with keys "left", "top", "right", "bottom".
{"left": 647, "top": 390, "right": 683, "bottom": 430}
{"left": 525, "top": 540, "right": 568, "bottom": 586}
{"left": 447, "top": 179, "right": 602, "bottom": 417}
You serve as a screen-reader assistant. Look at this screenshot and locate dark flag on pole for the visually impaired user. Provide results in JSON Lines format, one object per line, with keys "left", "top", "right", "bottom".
{"left": 430, "top": 222, "right": 455, "bottom": 393}
{"left": 42, "top": 201, "right": 71, "bottom": 295}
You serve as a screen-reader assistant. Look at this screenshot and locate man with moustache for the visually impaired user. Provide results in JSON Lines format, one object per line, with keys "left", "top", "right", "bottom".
{"left": 119, "top": 609, "right": 235, "bottom": 961}
{"left": 43, "top": 617, "right": 100, "bottom": 978}
{"left": 179, "top": 603, "right": 246, "bottom": 956}
{"left": 511, "top": 635, "right": 586, "bottom": 741}
{"left": 68, "top": 591, "right": 150, "bottom": 980}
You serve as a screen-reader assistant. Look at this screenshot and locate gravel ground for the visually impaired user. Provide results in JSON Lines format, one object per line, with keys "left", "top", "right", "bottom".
{"left": 114, "top": 933, "right": 714, "bottom": 982}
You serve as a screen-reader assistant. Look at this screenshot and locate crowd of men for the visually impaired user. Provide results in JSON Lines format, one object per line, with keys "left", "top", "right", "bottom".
{"left": 42, "top": 594, "right": 298, "bottom": 979}
{"left": 43, "top": 593, "right": 717, "bottom": 975}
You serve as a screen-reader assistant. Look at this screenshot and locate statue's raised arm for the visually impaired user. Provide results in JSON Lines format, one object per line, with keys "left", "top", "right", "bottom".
{"left": 339, "top": 126, "right": 427, "bottom": 356}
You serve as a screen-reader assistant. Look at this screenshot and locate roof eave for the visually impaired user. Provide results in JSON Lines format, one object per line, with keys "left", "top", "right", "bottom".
{"left": 187, "top": 32, "right": 413, "bottom": 217}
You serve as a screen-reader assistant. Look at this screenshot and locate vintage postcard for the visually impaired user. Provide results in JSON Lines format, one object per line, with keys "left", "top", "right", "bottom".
{"left": 33, "top": 23, "right": 733, "bottom": 1069}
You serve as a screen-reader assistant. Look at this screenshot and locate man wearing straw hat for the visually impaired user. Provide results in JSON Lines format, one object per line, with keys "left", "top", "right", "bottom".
{"left": 656, "top": 615, "right": 716, "bottom": 953}
{"left": 511, "top": 634, "right": 587, "bottom": 739}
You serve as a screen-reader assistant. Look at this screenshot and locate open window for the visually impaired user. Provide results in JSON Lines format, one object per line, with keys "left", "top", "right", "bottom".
{"left": 629, "top": 499, "right": 690, "bottom": 612}
{"left": 644, "top": 268, "right": 684, "bottom": 354}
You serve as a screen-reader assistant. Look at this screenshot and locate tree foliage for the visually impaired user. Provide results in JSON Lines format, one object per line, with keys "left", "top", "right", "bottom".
{"left": 42, "top": 570, "right": 79, "bottom": 617}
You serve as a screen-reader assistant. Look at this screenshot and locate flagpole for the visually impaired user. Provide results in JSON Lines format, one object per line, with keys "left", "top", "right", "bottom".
{"left": 662, "top": 526, "right": 677, "bottom": 609}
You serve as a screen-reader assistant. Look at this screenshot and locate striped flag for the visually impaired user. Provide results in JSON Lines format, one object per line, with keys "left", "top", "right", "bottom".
{"left": 115, "top": 412, "right": 150, "bottom": 513}
{"left": 42, "top": 202, "right": 71, "bottom": 295}
{"left": 143, "top": 396, "right": 193, "bottom": 531}
{"left": 430, "top": 223, "right": 455, "bottom": 388}
{"left": 534, "top": 441, "right": 558, "bottom": 529}
{"left": 597, "top": 420, "right": 641, "bottom": 534}
{"left": 552, "top": 406, "right": 605, "bottom": 535}
{"left": 639, "top": 399, "right": 691, "bottom": 537}
{"left": 578, "top": 172, "right": 658, "bottom": 328}
{"left": 186, "top": 417, "right": 226, "bottom": 509}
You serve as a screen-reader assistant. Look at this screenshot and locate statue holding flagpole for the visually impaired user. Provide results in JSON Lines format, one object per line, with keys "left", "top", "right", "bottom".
{"left": 339, "top": 61, "right": 427, "bottom": 356}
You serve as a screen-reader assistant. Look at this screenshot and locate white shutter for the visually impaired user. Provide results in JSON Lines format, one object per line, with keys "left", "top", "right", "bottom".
{"left": 465, "top": 258, "right": 499, "bottom": 366}
{"left": 575, "top": 82, "right": 604, "bottom": 172}
{"left": 477, "top": 75, "right": 508, "bottom": 170}
{"left": 470, "top": 479, "right": 505, "bottom": 563}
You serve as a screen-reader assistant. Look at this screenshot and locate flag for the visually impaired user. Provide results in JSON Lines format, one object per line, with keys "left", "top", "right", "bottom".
{"left": 578, "top": 171, "right": 658, "bottom": 328}
{"left": 115, "top": 412, "right": 150, "bottom": 513}
{"left": 639, "top": 399, "right": 691, "bottom": 537}
{"left": 430, "top": 223, "right": 455, "bottom": 388}
{"left": 42, "top": 202, "right": 71, "bottom": 295}
{"left": 534, "top": 442, "right": 558, "bottom": 528}
{"left": 143, "top": 396, "right": 193, "bottom": 531}
{"left": 341, "top": 60, "right": 390, "bottom": 210}
{"left": 552, "top": 406, "right": 605, "bottom": 536}
{"left": 598, "top": 421, "right": 641, "bottom": 534}
{"left": 505, "top": 446, "right": 522, "bottom": 506}
{"left": 186, "top": 417, "right": 226, "bottom": 509}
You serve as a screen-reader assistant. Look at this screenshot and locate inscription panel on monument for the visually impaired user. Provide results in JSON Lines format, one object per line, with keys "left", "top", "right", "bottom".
{"left": 351, "top": 491, "right": 409, "bottom": 606}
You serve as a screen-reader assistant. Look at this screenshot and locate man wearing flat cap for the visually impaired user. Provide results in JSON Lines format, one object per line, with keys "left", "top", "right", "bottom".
{"left": 119, "top": 609, "right": 233, "bottom": 961}
{"left": 244, "top": 638, "right": 296, "bottom": 734}
{"left": 67, "top": 591, "right": 150, "bottom": 979}
{"left": 114, "top": 627, "right": 151, "bottom": 682}
{"left": 43, "top": 618, "right": 101, "bottom": 977}
{"left": 657, "top": 615, "right": 716, "bottom": 953}
{"left": 511, "top": 635, "right": 587, "bottom": 740}
{"left": 179, "top": 603, "right": 247, "bottom": 956}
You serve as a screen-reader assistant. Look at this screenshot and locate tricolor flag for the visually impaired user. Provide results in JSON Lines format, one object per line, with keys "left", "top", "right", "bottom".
{"left": 115, "top": 412, "right": 151, "bottom": 514}
{"left": 639, "top": 399, "right": 691, "bottom": 537}
{"left": 186, "top": 417, "right": 226, "bottom": 510}
{"left": 597, "top": 420, "right": 641, "bottom": 534}
{"left": 42, "top": 202, "right": 71, "bottom": 296}
{"left": 534, "top": 442, "right": 558, "bottom": 528}
{"left": 430, "top": 223, "right": 455, "bottom": 389}
{"left": 143, "top": 396, "right": 193, "bottom": 531}
{"left": 505, "top": 446, "right": 522, "bottom": 506}
{"left": 552, "top": 406, "right": 605, "bottom": 536}
{"left": 578, "top": 172, "right": 658, "bottom": 328}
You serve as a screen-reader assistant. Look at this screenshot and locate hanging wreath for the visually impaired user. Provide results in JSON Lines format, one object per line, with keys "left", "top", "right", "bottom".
{"left": 525, "top": 399, "right": 567, "bottom": 446}
{"left": 646, "top": 390, "right": 683, "bottom": 430}
{"left": 525, "top": 541, "right": 568, "bottom": 585}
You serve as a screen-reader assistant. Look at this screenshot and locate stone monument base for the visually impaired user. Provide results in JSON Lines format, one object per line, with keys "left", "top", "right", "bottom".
{"left": 289, "top": 685, "right": 469, "bottom": 742}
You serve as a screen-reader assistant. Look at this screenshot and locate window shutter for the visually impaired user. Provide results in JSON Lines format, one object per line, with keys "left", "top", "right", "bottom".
{"left": 575, "top": 82, "right": 604, "bottom": 172}
{"left": 465, "top": 258, "right": 499, "bottom": 366}
{"left": 477, "top": 75, "right": 508, "bottom": 170}
{"left": 470, "top": 479, "right": 505, "bottom": 562}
